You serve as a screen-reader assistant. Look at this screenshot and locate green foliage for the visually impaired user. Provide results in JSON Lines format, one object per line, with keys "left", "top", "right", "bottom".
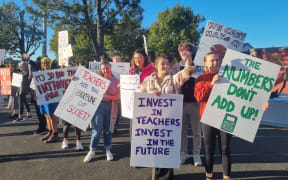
{"left": 0, "top": 1, "right": 42, "bottom": 58}
{"left": 147, "top": 4, "right": 205, "bottom": 60}
{"left": 104, "top": 14, "right": 146, "bottom": 62}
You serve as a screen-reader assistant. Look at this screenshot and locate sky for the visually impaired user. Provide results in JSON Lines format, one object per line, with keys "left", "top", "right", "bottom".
{"left": 1, "top": 0, "right": 288, "bottom": 60}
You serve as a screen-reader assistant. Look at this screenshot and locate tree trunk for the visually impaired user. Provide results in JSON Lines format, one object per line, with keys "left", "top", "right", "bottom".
{"left": 96, "top": 0, "right": 104, "bottom": 58}
{"left": 19, "top": 11, "right": 25, "bottom": 59}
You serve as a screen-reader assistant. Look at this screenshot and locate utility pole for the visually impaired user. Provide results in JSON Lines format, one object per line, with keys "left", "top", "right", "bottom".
{"left": 42, "top": 9, "right": 47, "bottom": 57}
{"left": 20, "top": 10, "right": 25, "bottom": 60}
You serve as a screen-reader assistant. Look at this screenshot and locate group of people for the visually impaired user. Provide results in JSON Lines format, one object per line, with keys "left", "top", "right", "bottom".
{"left": 2, "top": 41, "right": 269, "bottom": 180}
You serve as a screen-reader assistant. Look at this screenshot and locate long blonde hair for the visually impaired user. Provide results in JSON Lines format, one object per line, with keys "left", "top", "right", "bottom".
{"left": 203, "top": 52, "right": 217, "bottom": 73}
{"left": 41, "top": 57, "right": 52, "bottom": 70}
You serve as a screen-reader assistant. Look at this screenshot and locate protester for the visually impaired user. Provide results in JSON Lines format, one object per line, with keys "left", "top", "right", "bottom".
{"left": 140, "top": 54, "right": 194, "bottom": 180}
{"left": 26, "top": 55, "right": 48, "bottom": 135}
{"left": 108, "top": 53, "right": 122, "bottom": 134}
{"left": 194, "top": 52, "right": 269, "bottom": 180}
{"left": 83, "top": 61, "right": 120, "bottom": 163}
{"left": 13, "top": 62, "right": 32, "bottom": 122}
{"left": 38, "top": 57, "right": 59, "bottom": 143}
{"left": 174, "top": 42, "right": 203, "bottom": 166}
{"left": 61, "top": 62, "right": 84, "bottom": 150}
{"left": 7, "top": 63, "right": 19, "bottom": 118}
{"left": 129, "top": 49, "right": 155, "bottom": 83}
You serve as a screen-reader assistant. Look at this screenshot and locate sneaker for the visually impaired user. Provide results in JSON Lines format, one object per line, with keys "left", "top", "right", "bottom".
{"left": 193, "top": 155, "right": 203, "bottom": 166}
{"left": 180, "top": 152, "right": 189, "bottom": 164}
{"left": 106, "top": 150, "right": 113, "bottom": 161}
{"left": 61, "top": 140, "right": 69, "bottom": 149}
{"left": 23, "top": 115, "right": 32, "bottom": 121}
{"left": 13, "top": 118, "right": 24, "bottom": 123}
{"left": 9, "top": 114, "right": 18, "bottom": 119}
{"left": 83, "top": 151, "right": 95, "bottom": 163}
{"left": 33, "top": 129, "right": 47, "bottom": 135}
{"left": 76, "top": 142, "right": 84, "bottom": 151}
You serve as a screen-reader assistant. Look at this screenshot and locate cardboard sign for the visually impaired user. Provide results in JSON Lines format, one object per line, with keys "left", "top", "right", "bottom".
{"left": 194, "top": 20, "right": 247, "bottom": 77}
{"left": 89, "top": 62, "right": 130, "bottom": 79}
{"left": 89, "top": 61, "right": 101, "bottom": 74}
{"left": 0, "top": 68, "right": 11, "bottom": 95}
{"left": 0, "top": 49, "right": 5, "bottom": 65}
{"left": 120, "top": 75, "right": 140, "bottom": 118}
{"left": 130, "top": 93, "right": 183, "bottom": 168}
{"left": 32, "top": 67, "right": 77, "bottom": 105}
{"left": 201, "top": 49, "right": 281, "bottom": 143}
{"left": 58, "top": 30, "right": 72, "bottom": 66}
{"left": 11, "top": 73, "right": 23, "bottom": 88}
{"left": 54, "top": 66, "right": 111, "bottom": 131}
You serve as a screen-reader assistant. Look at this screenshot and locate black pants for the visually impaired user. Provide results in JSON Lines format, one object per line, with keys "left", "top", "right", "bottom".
{"left": 19, "top": 92, "right": 30, "bottom": 115}
{"left": 114, "top": 102, "right": 121, "bottom": 129}
{"left": 34, "top": 101, "right": 46, "bottom": 130}
{"left": 153, "top": 168, "right": 174, "bottom": 180}
{"left": 63, "top": 121, "right": 81, "bottom": 140}
{"left": 201, "top": 123, "right": 232, "bottom": 176}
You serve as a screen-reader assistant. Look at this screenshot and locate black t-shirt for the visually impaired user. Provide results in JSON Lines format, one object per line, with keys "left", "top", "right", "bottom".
{"left": 180, "top": 65, "right": 197, "bottom": 103}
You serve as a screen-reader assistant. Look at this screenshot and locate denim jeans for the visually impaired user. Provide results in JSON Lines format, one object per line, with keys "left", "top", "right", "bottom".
{"left": 90, "top": 101, "right": 112, "bottom": 150}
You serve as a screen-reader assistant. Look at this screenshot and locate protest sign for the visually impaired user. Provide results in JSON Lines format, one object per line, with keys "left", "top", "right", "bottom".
{"left": 0, "top": 49, "right": 5, "bottom": 65}
{"left": 194, "top": 20, "right": 247, "bottom": 77}
{"left": 89, "top": 61, "right": 101, "bottom": 74}
{"left": 89, "top": 62, "right": 130, "bottom": 79}
{"left": 11, "top": 73, "right": 23, "bottom": 88}
{"left": 58, "top": 31, "right": 72, "bottom": 66}
{"left": 111, "top": 62, "right": 130, "bottom": 79}
{"left": 0, "top": 68, "right": 11, "bottom": 95}
{"left": 201, "top": 49, "right": 281, "bottom": 143}
{"left": 130, "top": 93, "right": 183, "bottom": 168}
{"left": 54, "top": 66, "right": 111, "bottom": 131}
{"left": 32, "top": 67, "right": 77, "bottom": 105}
{"left": 120, "top": 75, "right": 140, "bottom": 119}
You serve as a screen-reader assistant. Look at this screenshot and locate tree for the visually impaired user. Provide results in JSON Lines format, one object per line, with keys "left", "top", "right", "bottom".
{"left": 49, "top": 23, "right": 96, "bottom": 65}
{"left": 0, "top": 2, "right": 42, "bottom": 59}
{"left": 147, "top": 4, "right": 205, "bottom": 60}
{"left": 104, "top": 13, "right": 146, "bottom": 62}
{"left": 42, "top": 0, "right": 143, "bottom": 61}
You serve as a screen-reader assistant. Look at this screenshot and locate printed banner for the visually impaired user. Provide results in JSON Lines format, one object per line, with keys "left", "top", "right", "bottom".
{"left": 120, "top": 75, "right": 140, "bottom": 118}
{"left": 32, "top": 67, "right": 77, "bottom": 105}
{"left": 11, "top": 73, "right": 23, "bottom": 88}
{"left": 201, "top": 49, "right": 281, "bottom": 143}
{"left": 130, "top": 93, "right": 183, "bottom": 168}
{"left": 0, "top": 68, "right": 11, "bottom": 95}
{"left": 54, "top": 66, "right": 111, "bottom": 131}
{"left": 194, "top": 20, "right": 247, "bottom": 77}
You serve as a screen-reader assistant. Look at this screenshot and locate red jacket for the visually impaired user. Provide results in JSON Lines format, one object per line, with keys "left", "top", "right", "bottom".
{"left": 129, "top": 64, "right": 155, "bottom": 84}
{"left": 194, "top": 72, "right": 216, "bottom": 117}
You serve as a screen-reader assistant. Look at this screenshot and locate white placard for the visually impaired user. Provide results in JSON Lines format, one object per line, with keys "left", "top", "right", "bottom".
{"left": 111, "top": 62, "right": 130, "bottom": 79}
{"left": 200, "top": 49, "right": 281, "bottom": 143}
{"left": 120, "top": 75, "right": 140, "bottom": 119}
{"left": 11, "top": 73, "right": 23, "bottom": 88}
{"left": 89, "top": 62, "right": 130, "bottom": 79}
{"left": 32, "top": 67, "right": 77, "bottom": 105}
{"left": 58, "top": 31, "right": 69, "bottom": 48}
{"left": 130, "top": 93, "right": 183, "bottom": 168}
{"left": 54, "top": 66, "right": 111, "bottom": 131}
{"left": 0, "top": 49, "right": 5, "bottom": 65}
{"left": 194, "top": 20, "right": 247, "bottom": 77}
{"left": 89, "top": 61, "right": 101, "bottom": 74}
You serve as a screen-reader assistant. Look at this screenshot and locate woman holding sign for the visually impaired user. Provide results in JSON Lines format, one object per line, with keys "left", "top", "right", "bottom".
{"left": 39, "top": 57, "right": 59, "bottom": 143}
{"left": 140, "top": 55, "right": 194, "bottom": 180}
{"left": 194, "top": 52, "right": 232, "bottom": 180}
{"left": 83, "top": 62, "right": 120, "bottom": 163}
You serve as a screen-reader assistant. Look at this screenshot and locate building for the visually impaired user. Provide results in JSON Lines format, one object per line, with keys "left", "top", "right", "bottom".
{"left": 250, "top": 46, "right": 288, "bottom": 94}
